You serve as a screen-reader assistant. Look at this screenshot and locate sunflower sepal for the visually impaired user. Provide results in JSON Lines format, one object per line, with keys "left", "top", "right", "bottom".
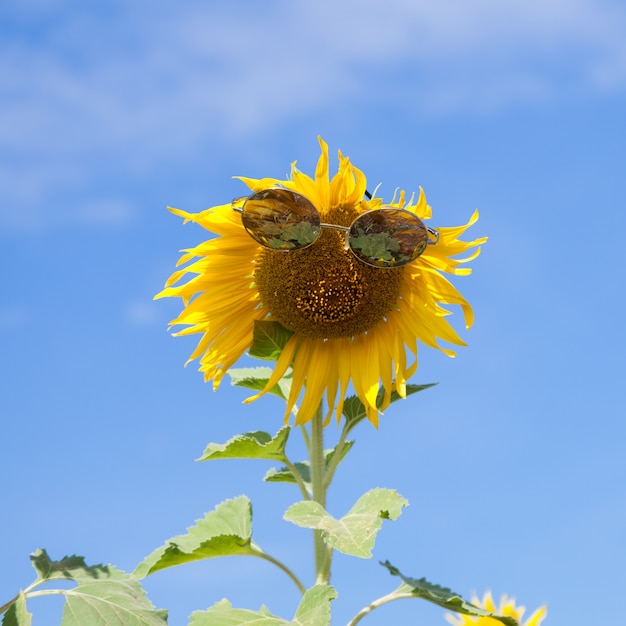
{"left": 249, "top": 320, "right": 294, "bottom": 361}
{"left": 189, "top": 585, "right": 336, "bottom": 626}
{"left": 228, "top": 366, "right": 292, "bottom": 401}
{"left": 379, "top": 561, "right": 519, "bottom": 626}
{"left": 342, "top": 383, "right": 438, "bottom": 433}
{"left": 284, "top": 488, "right": 408, "bottom": 559}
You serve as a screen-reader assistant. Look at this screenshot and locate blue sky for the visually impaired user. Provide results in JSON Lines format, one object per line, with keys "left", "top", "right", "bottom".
{"left": 1, "top": 0, "right": 625, "bottom": 624}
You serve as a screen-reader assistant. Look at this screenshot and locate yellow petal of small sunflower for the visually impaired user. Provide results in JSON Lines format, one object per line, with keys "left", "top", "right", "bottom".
{"left": 157, "top": 138, "right": 485, "bottom": 426}
{"left": 445, "top": 592, "right": 547, "bottom": 626}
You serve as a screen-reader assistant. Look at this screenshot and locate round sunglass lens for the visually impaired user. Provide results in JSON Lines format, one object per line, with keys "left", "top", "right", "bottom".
{"left": 241, "top": 189, "right": 321, "bottom": 250}
{"left": 348, "top": 209, "right": 429, "bottom": 267}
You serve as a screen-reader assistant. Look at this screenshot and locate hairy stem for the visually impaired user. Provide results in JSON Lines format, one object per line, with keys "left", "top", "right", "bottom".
{"left": 255, "top": 552, "right": 307, "bottom": 595}
{"left": 346, "top": 591, "right": 415, "bottom": 625}
{"left": 310, "top": 403, "right": 330, "bottom": 585}
{"left": 323, "top": 420, "right": 350, "bottom": 489}
{"left": 282, "top": 456, "right": 311, "bottom": 500}
{"left": 0, "top": 593, "right": 19, "bottom": 615}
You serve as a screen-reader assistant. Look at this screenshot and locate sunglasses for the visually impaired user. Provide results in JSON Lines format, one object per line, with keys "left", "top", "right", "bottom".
{"left": 233, "top": 188, "right": 439, "bottom": 268}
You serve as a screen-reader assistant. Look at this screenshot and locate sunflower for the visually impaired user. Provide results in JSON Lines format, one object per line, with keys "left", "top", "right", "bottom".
{"left": 156, "top": 138, "right": 485, "bottom": 427}
{"left": 446, "top": 592, "right": 547, "bottom": 626}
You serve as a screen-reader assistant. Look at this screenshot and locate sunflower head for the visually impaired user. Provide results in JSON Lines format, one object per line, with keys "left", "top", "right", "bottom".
{"left": 446, "top": 592, "right": 547, "bottom": 626}
{"left": 156, "top": 137, "right": 486, "bottom": 427}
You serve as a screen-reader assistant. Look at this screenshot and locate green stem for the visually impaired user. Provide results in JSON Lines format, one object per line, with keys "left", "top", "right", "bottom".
{"left": 282, "top": 456, "right": 311, "bottom": 501}
{"left": 0, "top": 593, "right": 19, "bottom": 615}
{"left": 0, "top": 578, "right": 48, "bottom": 614}
{"left": 255, "top": 552, "right": 307, "bottom": 595}
{"left": 323, "top": 420, "right": 350, "bottom": 489}
{"left": 346, "top": 591, "right": 415, "bottom": 625}
{"left": 310, "top": 403, "right": 330, "bottom": 585}
{"left": 18, "top": 589, "right": 66, "bottom": 600}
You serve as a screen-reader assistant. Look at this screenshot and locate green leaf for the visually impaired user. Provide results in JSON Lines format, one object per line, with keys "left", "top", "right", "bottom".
{"left": 134, "top": 496, "right": 259, "bottom": 578}
{"left": 30, "top": 549, "right": 111, "bottom": 583}
{"left": 189, "top": 586, "right": 336, "bottom": 626}
{"left": 264, "top": 442, "right": 354, "bottom": 488}
{"left": 264, "top": 461, "right": 311, "bottom": 485}
{"left": 8, "top": 553, "right": 166, "bottom": 626}
{"left": 61, "top": 566, "right": 168, "bottom": 626}
{"left": 228, "top": 367, "right": 292, "bottom": 400}
{"left": 197, "top": 427, "right": 290, "bottom": 462}
{"left": 292, "top": 585, "right": 336, "bottom": 625}
{"left": 324, "top": 440, "right": 354, "bottom": 474}
{"left": 284, "top": 489, "right": 408, "bottom": 558}
{"left": 1, "top": 592, "right": 31, "bottom": 626}
{"left": 249, "top": 320, "right": 294, "bottom": 361}
{"left": 189, "top": 599, "right": 288, "bottom": 625}
{"left": 380, "top": 562, "right": 519, "bottom": 626}
{"left": 343, "top": 383, "right": 437, "bottom": 433}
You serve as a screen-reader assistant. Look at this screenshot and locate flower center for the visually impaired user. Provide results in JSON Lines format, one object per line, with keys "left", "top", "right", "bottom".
{"left": 254, "top": 206, "right": 404, "bottom": 339}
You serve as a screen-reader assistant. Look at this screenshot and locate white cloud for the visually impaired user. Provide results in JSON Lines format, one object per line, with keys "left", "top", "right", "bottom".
{"left": 125, "top": 300, "right": 160, "bottom": 327}
{"left": 75, "top": 199, "right": 135, "bottom": 227}
{"left": 0, "top": 304, "right": 33, "bottom": 330}
{"left": 4, "top": 0, "right": 625, "bottom": 145}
